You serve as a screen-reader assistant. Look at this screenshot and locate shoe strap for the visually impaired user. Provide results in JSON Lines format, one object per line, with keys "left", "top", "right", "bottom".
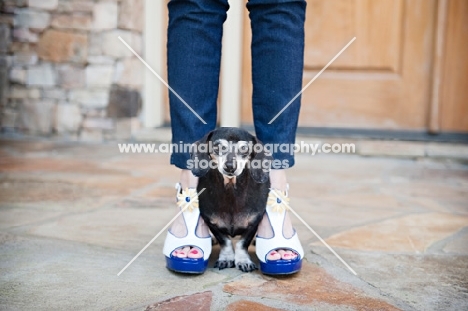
{"left": 175, "top": 183, "right": 200, "bottom": 239}
{"left": 267, "top": 188, "right": 290, "bottom": 214}
{"left": 175, "top": 183, "right": 199, "bottom": 211}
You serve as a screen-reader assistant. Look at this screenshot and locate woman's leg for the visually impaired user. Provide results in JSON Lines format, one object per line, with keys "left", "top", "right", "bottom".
{"left": 247, "top": 0, "right": 307, "bottom": 260}
{"left": 166, "top": 0, "right": 229, "bottom": 258}
{"left": 168, "top": 0, "right": 229, "bottom": 168}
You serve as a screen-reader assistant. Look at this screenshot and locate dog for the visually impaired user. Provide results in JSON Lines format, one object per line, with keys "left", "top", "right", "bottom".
{"left": 190, "top": 127, "right": 272, "bottom": 272}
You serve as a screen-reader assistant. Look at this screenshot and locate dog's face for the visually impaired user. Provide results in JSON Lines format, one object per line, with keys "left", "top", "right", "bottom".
{"left": 191, "top": 128, "right": 271, "bottom": 183}
{"left": 210, "top": 138, "right": 251, "bottom": 178}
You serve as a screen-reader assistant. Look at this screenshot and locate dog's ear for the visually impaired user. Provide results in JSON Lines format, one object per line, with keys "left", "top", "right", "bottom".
{"left": 190, "top": 130, "right": 214, "bottom": 177}
{"left": 249, "top": 137, "right": 272, "bottom": 183}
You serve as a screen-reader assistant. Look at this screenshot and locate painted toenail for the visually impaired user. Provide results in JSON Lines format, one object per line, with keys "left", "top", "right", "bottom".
{"left": 191, "top": 250, "right": 198, "bottom": 254}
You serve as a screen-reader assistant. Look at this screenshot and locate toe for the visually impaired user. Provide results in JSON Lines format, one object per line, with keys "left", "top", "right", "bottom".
{"left": 172, "top": 247, "right": 184, "bottom": 257}
{"left": 281, "top": 250, "right": 293, "bottom": 260}
{"left": 173, "top": 246, "right": 206, "bottom": 259}
{"left": 266, "top": 250, "right": 281, "bottom": 261}
{"left": 266, "top": 249, "right": 299, "bottom": 260}
{"left": 187, "top": 247, "right": 203, "bottom": 259}
{"left": 176, "top": 246, "right": 190, "bottom": 258}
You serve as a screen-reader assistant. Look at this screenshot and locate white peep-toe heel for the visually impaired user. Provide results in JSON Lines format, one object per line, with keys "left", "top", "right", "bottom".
{"left": 163, "top": 183, "right": 212, "bottom": 274}
{"left": 256, "top": 186, "right": 304, "bottom": 275}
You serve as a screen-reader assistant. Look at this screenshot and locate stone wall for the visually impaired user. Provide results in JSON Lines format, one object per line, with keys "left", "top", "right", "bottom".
{"left": 0, "top": 0, "right": 144, "bottom": 141}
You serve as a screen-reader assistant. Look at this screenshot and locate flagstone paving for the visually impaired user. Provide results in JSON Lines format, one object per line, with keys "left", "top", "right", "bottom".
{"left": 0, "top": 139, "right": 467, "bottom": 310}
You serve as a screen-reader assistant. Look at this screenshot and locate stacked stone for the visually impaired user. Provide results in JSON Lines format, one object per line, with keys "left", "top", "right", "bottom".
{"left": 0, "top": 0, "right": 144, "bottom": 141}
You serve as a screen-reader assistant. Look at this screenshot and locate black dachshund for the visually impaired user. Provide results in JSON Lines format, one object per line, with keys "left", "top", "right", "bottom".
{"left": 190, "top": 127, "right": 271, "bottom": 272}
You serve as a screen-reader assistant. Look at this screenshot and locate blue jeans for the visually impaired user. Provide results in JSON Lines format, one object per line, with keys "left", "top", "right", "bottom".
{"left": 168, "top": 0, "right": 306, "bottom": 169}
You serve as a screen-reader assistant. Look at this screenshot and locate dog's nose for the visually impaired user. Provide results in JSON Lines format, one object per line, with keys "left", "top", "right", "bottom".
{"left": 224, "top": 162, "right": 236, "bottom": 173}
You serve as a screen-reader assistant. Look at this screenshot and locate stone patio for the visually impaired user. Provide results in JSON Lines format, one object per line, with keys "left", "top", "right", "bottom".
{"left": 0, "top": 138, "right": 467, "bottom": 310}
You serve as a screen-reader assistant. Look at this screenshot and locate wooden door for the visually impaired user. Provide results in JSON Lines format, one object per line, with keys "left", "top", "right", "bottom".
{"left": 241, "top": 0, "right": 438, "bottom": 130}
{"left": 438, "top": 0, "right": 468, "bottom": 132}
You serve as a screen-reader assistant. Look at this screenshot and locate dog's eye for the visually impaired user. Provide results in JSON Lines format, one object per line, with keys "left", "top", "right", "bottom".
{"left": 212, "top": 143, "right": 227, "bottom": 155}
{"left": 237, "top": 144, "right": 250, "bottom": 157}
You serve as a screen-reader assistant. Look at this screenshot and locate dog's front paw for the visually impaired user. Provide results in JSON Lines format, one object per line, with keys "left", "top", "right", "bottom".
{"left": 235, "top": 259, "right": 257, "bottom": 272}
{"left": 214, "top": 259, "right": 235, "bottom": 270}
{"left": 216, "top": 241, "right": 235, "bottom": 270}
{"left": 235, "top": 248, "right": 257, "bottom": 272}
